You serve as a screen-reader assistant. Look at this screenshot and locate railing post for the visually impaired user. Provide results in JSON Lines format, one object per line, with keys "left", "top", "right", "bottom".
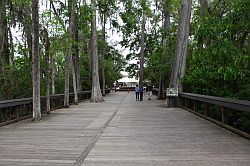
{"left": 184, "top": 98, "right": 187, "bottom": 108}
{"left": 193, "top": 100, "right": 197, "bottom": 111}
{"left": 221, "top": 106, "right": 228, "bottom": 125}
{"left": 16, "top": 106, "right": 20, "bottom": 120}
{"left": 205, "top": 103, "right": 209, "bottom": 117}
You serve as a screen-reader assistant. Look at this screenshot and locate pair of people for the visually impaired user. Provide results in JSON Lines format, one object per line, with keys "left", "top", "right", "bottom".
{"left": 135, "top": 85, "right": 144, "bottom": 101}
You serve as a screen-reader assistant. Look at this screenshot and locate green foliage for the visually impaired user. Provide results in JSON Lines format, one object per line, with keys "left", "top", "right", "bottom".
{"left": 0, "top": 0, "right": 126, "bottom": 101}
{"left": 183, "top": 0, "right": 249, "bottom": 99}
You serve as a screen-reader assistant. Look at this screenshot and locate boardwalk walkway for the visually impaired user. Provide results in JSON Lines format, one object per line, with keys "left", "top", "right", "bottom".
{"left": 0, "top": 92, "right": 249, "bottom": 166}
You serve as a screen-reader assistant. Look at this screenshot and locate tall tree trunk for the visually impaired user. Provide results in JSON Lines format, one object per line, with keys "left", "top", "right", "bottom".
{"left": 74, "top": 27, "right": 81, "bottom": 93}
{"left": 90, "top": 0, "right": 104, "bottom": 102}
{"left": 0, "top": 0, "right": 11, "bottom": 99}
{"left": 64, "top": 48, "right": 70, "bottom": 107}
{"left": 139, "top": 12, "right": 145, "bottom": 87}
{"left": 22, "top": 5, "right": 33, "bottom": 59}
{"left": 69, "top": 0, "right": 78, "bottom": 103}
{"left": 8, "top": 27, "right": 14, "bottom": 65}
{"left": 51, "top": 54, "right": 55, "bottom": 95}
{"left": 0, "top": 0, "right": 6, "bottom": 58}
{"left": 101, "top": 13, "right": 106, "bottom": 96}
{"left": 0, "top": 0, "right": 9, "bottom": 65}
{"left": 44, "top": 28, "right": 50, "bottom": 114}
{"left": 158, "top": 0, "right": 170, "bottom": 100}
{"left": 32, "top": 0, "right": 41, "bottom": 121}
{"left": 71, "top": 1, "right": 81, "bottom": 93}
{"left": 71, "top": 56, "right": 78, "bottom": 103}
{"left": 169, "top": 0, "right": 192, "bottom": 92}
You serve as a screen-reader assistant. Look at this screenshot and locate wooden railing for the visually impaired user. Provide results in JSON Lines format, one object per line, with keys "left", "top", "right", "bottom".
{"left": 179, "top": 93, "right": 250, "bottom": 139}
{"left": 152, "top": 88, "right": 250, "bottom": 139}
{"left": 0, "top": 89, "right": 110, "bottom": 127}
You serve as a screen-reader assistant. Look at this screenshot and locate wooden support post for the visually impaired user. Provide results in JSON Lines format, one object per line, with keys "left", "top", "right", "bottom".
{"left": 221, "top": 106, "right": 228, "bottom": 124}
{"left": 184, "top": 98, "right": 187, "bottom": 108}
{"left": 17, "top": 105, "right": 20, "bottom": 120}
{"left": 204, "top": 103, "right": 209, "bottom": 117}
{"left": 193, "top": 100, "right": 197, "bottom": 111}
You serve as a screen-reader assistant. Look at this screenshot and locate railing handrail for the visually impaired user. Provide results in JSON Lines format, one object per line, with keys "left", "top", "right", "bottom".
{"left": 179, "top": 93, "right": 250, "bottom": 112}
{"left": 0, "top": 89, "right": 110, "bottom": 126}
{"left": 0, "top": 91, "right": 92, "bottom": 109}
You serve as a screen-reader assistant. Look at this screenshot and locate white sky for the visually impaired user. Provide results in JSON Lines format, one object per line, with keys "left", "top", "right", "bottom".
{"left": 12, "top": 0, "right": 157, "bottom": 68}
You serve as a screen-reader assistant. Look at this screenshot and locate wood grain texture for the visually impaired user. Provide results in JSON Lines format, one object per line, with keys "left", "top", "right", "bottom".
{"left": 0, "top": 92, "right": 249, "bottom": 166}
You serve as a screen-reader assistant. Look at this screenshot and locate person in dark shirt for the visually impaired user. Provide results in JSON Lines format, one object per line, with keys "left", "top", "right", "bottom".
{"left": 139, "top": 86, "right": 144, "bottom": 101}
{"left": 147, "top": 85, "right": 153, "bottom": 100}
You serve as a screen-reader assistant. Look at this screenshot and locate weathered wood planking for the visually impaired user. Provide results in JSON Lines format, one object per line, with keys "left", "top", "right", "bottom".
{"left": 81, "top": 92, "right": 250, "bottom": 166}
{"left": 0, "top": 92, "right": 126, "bottom": 166}
{"left": 0, "top": 92, "right": 249, "bottom": 166}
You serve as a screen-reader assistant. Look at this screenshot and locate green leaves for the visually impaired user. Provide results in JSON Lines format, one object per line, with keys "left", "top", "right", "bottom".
{"left": 183, "top": 0, "right": 249, "bottom": 98}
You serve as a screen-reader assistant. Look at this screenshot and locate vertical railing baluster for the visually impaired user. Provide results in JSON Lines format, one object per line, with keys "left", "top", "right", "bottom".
{"left": 221, "top": 106, "right": 228, "bottom": 124}
{"left": 205, "top": 103, "right": 209, "bottom": 117}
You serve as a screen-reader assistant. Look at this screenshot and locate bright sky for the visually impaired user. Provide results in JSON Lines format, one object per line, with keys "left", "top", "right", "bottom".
{"left": 12, "top": 0, "right": 134, "bottom": 63}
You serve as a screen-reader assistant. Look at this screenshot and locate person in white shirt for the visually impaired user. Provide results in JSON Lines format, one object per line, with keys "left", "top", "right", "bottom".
{"left": 134, "top": 85, "right": 140, "bottom": 101}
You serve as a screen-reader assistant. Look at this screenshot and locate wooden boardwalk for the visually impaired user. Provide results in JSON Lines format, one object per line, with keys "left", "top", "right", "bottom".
{"left": 0, "top": 92, "right": 249, "bottom": 166}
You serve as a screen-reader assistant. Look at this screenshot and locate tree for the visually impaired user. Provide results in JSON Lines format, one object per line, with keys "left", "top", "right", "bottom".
{"left": 101, "top": 13, "right": 106, "bottom": 95}
{"left": 0, "top": 0, "right": 8, "bottom": 64}
{"left": 64, "top": 48, "right": 70, "bottom": 107}
{"left": 69, "top": 0, "right": 78, "bottom": 104}
{"left": 139, "top": 12, "right": 145, "bottom": 87}
{"left": 90, "top": 0, "right": 104, "bottom": 102}
{"left": 32, "top": 0, "right": 41, "bottom": 120}
{"left": 0, "top": 0, "right": 13, "bottom": 100}
{"left": 41, "top": 27, "right": 51, "bottom": 114}
{"left": 183, "top": 0, "right": 249, "bottom": 97}
{"left": 158, "top": 0, "right": 171, "bottom": 100}
{"left": 169, "top": 0, "right": 192, "bottom": 92}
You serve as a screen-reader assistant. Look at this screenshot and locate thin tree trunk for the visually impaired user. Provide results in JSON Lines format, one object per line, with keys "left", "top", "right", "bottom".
{"left": 23, "top": 5, "right": 33, "bottom": 59}
{"left": 0, "top": 0, "right": 6, "bottom": 58}
{"left": 0, "top": 0, "right": 13, "bottom": 99}
{"left": 75, "top": 28, "right": 81, "bottom": 92}
{"left": 101, "top": 13, "right": 106, "bottom": 96}
{"left": 32, "top": 0, "right": 41, "bottom": 121}
{"left": 51, "top": 54, "right": 55, "bottom": 95}
{"left": 69, "top": 0, "right": 78, "bottom": 103}
{"left": 8, "top": 27, "right": 14, "bottom": 65}
{"left": 90, "top": 0, "right": 104, "bottom": 102}
{"left": 139, "top": 12, "right": 146, "bottom": 87}
{"left": 169, "top": 0, "right": 192, "bottom": 92}
{"left": 71, "top": 55, "right": 78, "bottom": 103}
{"left": 0, "top": 0, "right": 7, "bottom": 99}
{"left": 158, "top": 0, "right": 170, "bottom": 100}
{"left": 81, "top": 29, "right": 91, "bottom": 79}
{"left": 44, "top": 28, "right": 50, "bottom": 114}
{"left": 71, "top": 2, "right": 81, "bottom": 93}
{"left": 64, "top": 48, "right": 70, "bottom": 107}
{"left": 0, "top": 0, "right": 9, "bottom": 65}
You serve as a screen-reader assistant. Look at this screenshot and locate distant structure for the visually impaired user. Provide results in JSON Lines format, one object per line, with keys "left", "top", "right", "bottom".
{"left": 116, "top": 71, "right": 139, "bottom": 87}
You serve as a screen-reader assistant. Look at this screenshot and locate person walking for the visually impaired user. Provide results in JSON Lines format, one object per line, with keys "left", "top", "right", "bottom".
{"left": 139, "top": 86, "right": 144, "bottom": 101}
{"left": 147, "top": 85, "right": 153, "bottom": 100}
{"left": 135, "top": 85, "right": 140, "bottom": 101}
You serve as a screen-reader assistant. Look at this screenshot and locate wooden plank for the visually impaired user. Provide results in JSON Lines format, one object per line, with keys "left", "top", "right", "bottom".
{"left": 81, "top": 93, "right": 250, "bottom": 166}
{"left": 0, "top": 92, "right": 125, "bottom": 166}
{"left": 0, "top": 92, "right": 249, "bottom": 166}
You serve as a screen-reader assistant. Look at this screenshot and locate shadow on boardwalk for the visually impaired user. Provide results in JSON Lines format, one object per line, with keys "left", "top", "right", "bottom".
{"left": 0, "top": 92, "right": 249, "bottom": 166}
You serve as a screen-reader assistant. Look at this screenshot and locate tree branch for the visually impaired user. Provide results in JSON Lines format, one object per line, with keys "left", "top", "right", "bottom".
{"left": 49, "top": 0, "right": 66, "bottom": 31}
